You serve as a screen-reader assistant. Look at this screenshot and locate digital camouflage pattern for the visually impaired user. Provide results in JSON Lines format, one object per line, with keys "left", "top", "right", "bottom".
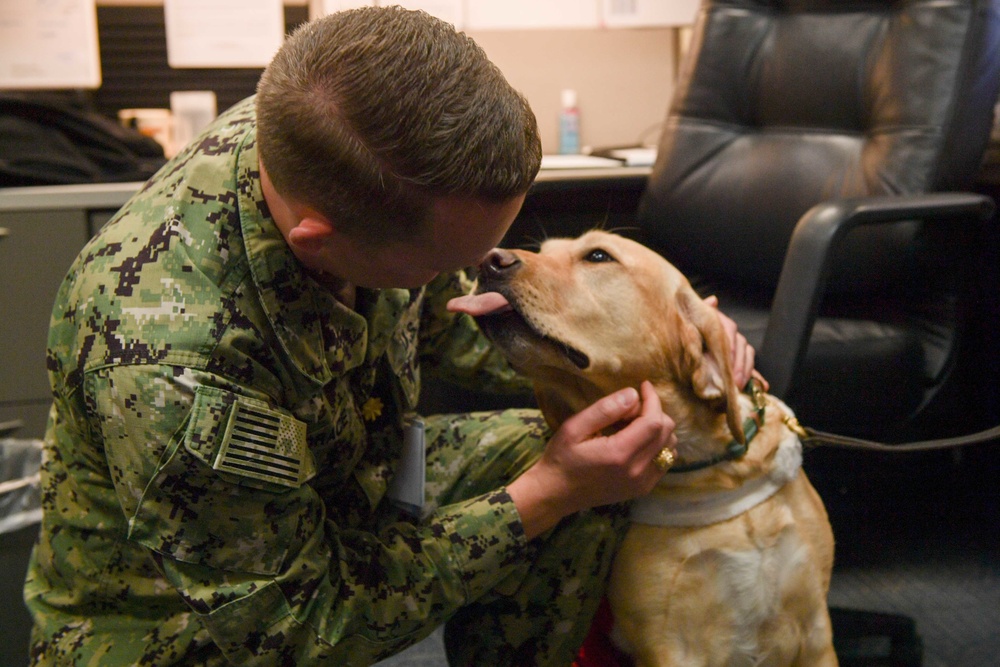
{"left": 24, "top": 97, "right": 628, "bottom": 666}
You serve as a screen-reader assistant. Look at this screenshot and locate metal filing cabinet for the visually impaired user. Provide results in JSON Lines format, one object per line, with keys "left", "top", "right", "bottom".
{"left": 0, "top": 183, "right": 141, "bottom": 438}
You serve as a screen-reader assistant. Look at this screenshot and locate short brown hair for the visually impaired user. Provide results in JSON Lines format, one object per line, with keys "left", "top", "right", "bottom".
{"left": 256, "top": 6, "right": 541, "bottom": 244}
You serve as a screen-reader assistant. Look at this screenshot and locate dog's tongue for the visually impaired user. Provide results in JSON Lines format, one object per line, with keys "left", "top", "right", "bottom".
{"left": 447, "top": 292, "right": 511, "bottom": 317}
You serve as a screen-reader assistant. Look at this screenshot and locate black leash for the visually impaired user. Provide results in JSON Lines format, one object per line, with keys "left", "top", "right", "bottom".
{"left": 793, "top": 421, "right": 1000, "bottom": 454}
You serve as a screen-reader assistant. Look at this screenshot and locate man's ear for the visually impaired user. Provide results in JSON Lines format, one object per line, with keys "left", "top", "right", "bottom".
{"left": 287, "top": 215, "right": 335, "bottom": 254}
{"left": 675, "top": 289, "right": 745, "bottom": 444}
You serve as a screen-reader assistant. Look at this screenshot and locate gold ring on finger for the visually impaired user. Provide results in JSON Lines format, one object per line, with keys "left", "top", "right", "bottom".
{"left": 654, "top": 447, "right": 675, "bottom": 472}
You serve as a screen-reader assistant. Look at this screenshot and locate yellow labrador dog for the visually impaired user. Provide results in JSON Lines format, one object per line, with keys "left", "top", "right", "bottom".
{"left": 450, "top": 231, "right": 837, "bottom": 666}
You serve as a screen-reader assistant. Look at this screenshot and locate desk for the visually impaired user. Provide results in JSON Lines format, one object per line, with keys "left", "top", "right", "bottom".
{"left": 534, "top": 165, "right": 651, "bottom": 184}
{"left": 0, "top": 181, "right": 142, "bottom": 213}
{"left": 0, "top": 166, "right": 653, "bottom": 205}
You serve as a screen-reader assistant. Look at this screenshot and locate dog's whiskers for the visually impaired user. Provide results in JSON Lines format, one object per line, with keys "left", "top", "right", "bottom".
{"left": 605, "top": 224, "right": 641, "bottom": 236}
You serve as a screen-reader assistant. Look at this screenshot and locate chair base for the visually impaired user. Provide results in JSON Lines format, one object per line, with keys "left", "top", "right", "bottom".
{"left": 831, "top": 606, "right": 923, "bottom": 667}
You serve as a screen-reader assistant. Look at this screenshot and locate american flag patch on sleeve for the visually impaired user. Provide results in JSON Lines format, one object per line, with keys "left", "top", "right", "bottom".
{"left": 213, "top": 399, "right": 313, "bottom": 488}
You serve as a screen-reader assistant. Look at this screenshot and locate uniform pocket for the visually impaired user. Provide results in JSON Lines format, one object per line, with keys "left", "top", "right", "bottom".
{"left": 129, "top": 386, "right": 318, "bottom": 575}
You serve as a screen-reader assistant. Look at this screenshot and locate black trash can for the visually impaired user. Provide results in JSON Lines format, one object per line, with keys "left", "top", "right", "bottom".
{"left": 1, "top": 437, "right": 42, "bottom": 667}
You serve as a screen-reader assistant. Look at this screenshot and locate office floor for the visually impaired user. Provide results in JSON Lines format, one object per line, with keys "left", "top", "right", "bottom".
{"left": 810, "top": 445, "right": 1000, "bottom": 667}
{"left": 377, "top": 445, "right": 1000, "bottom": 667}
{"left": 4, "top": 439, "right": 996, "bottom": 667}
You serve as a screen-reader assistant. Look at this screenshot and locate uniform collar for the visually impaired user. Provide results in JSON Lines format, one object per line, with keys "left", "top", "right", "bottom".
{"left": 235, "top": 129, "right": 415, "bottom": 385}
{"left": 356, "top": 287, "right": 418, "bottom": 363}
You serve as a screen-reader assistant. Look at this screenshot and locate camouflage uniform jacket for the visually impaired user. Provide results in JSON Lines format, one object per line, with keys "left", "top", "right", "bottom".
{"left": 26, "top": 97, "right": 532, "bottom": 665}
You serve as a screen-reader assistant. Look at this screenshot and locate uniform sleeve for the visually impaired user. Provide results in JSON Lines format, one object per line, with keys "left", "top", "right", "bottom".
{"left": 92, "top": 364, "right": 529, "bottom": 664}
{"left": 417, "top": 270, "right": 532, "bottom": 395}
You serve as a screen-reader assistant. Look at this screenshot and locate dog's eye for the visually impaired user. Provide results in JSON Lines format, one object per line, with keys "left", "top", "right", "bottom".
{"left": 583, "top": 248, "right": 616, "bottom": 263}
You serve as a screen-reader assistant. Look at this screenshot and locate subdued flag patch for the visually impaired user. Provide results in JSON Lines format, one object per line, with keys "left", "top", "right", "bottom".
{"left": 213, "top": 399, "right": 311, "bottom": 487}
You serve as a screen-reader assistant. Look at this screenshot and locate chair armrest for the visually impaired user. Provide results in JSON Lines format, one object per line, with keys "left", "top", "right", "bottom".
{"left": 759, "top": 192, "right": 995, "bottom": 398}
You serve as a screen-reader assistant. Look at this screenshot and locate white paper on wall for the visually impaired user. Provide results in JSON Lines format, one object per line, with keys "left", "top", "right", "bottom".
{"left": 310, "top": 0, "right": 694, "bottom": 31}
{"left": 387, "top": 0, "right": 465, "bottom": 27}
{"left": 600, "top": 0, "right": 700, "bottom": 27}
{"left": 465, "top": 0, "right": 600, "bottom": 30}
{"left": 309, "top": 0, "right": 375, "bottom": 20}
{"left": 0, "top": 0, "right": 102, "bottom": 89}
{"left": 165, "top": 0, "right": 285, "bottom": 68}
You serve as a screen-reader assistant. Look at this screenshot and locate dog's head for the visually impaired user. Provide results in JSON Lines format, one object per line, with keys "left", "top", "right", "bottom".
{"left": 449, "top": 230, "right": 744, "bottom": 443}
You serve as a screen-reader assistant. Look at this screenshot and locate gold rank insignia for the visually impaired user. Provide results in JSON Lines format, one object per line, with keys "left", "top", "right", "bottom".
{"left": 362, "top": 396, "right": 384, "bottom": 422}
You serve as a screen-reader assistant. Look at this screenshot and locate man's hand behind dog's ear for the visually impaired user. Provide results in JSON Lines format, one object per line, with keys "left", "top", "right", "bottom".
{"left": 702, "top": 295, "right": 764, "bottom": 390}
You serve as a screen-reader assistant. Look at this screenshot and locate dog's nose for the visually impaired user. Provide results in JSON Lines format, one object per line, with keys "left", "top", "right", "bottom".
{"left": 480, "top": 248, "right": 521, "bottom": 281}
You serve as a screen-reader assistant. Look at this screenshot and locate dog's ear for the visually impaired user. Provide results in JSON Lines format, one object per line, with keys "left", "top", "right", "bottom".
{"left": 675, "top": 290, "right": 745, "bottom": 444}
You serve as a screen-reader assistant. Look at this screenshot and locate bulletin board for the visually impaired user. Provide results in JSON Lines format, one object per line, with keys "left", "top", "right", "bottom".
{"left": 0, "top": 0, "right": 102, "bottom": 90}
{"left": 164, "top": 0, "right": 285, "bottom": 68}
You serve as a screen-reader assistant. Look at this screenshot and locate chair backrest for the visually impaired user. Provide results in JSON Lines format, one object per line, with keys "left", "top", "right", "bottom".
{"left": 637, "top": 0, "right": 1000, "bottom": 291}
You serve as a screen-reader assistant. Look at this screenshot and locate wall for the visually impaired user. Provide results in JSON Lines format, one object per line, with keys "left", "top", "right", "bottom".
{"left": 467, "top": 28, "right": 676, "bottom": 153}
{"left": 93, "top": 0, "right": 679, "bottom": 154}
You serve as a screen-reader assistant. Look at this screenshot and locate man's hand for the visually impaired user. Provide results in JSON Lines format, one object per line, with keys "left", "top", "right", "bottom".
{"left": 704, "top": 295, "right": 769, "bottom": 391}
{"left": 506, "top": 382, "right": 676, "bottom": 540}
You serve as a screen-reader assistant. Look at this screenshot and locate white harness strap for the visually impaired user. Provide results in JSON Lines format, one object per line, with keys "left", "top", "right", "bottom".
{"left": 629, "top": 430, "right": 803, "bottom": 527}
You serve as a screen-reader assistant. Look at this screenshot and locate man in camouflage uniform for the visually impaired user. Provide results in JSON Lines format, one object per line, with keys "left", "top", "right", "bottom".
{"left": 23, "top": 7, "right": 740, "bottom": 666}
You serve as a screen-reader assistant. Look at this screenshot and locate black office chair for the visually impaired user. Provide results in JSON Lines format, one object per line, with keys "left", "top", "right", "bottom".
{"left": 636, "top": 0, "right": 1000, "bottom": 441}
{"left": 631, "top": 2, "right": 1000, "bottom": 664}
